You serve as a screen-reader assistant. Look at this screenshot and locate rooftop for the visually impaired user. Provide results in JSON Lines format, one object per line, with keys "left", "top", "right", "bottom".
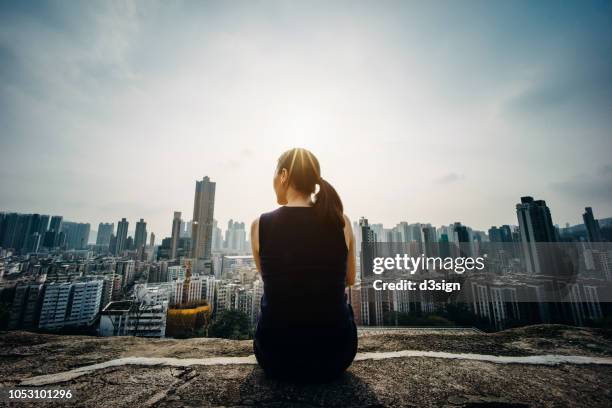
{"left": 1, "top": 325, "right": 611, "bottom": 407}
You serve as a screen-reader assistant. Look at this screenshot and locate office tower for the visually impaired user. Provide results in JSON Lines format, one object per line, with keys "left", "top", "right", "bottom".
{"left": 134, "top": 218, "right": 147, "bottom": 250}
{"left": 149, "top": 232, "right": 155, "bottom": 247}
{"left": 170, "top": 211, "right": 182, "bottom": 259}
{"left": 61, "top": 222, "right": 91, "bottom": 249}
{"left": 115, "top": 218, "right": 129, "bottom": 255}
{"left": 96, "top": 223, "right": 114, "bottom": 246}
{"left": 516, "top": 196, "right": 557, "bottom": 274}
{"left": 359, "top": 217, "right": 377, "bottom": 279}
{"left": 583, "top": 207, "right": 602, "bottom": 243}
{"left": 191, "top": 176, "right": 216, "bottom": 259}
{"left": 225, "top": 219, "right": 247, "bottom": 252}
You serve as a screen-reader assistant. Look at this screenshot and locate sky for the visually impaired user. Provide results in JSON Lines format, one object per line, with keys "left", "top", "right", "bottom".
{"left": 1, "top": 0, "right": 611, "bottom": 239}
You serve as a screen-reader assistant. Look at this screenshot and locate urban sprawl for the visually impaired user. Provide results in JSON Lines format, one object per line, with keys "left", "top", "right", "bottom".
{"left": 1, "top": 178, "right": 611, "bottom": 337}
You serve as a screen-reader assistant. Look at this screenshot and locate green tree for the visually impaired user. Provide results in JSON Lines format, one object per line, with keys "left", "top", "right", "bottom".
{"left": 208, "top": 309, "right": 251, "bottom": 340}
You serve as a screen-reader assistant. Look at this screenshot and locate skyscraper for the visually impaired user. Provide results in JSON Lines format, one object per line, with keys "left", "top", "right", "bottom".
{"left": 96, "top": 223, "right": 114, "bottom": 246}
{"left": 359, "top": 217, "right": 377, "bottom": 279}
{"left": 212, "top": 219, "right": 223, "bottom": 251}
{"left": 488, "top": 225, "right": 513, "bottom": 243}
{"left": 225, "top": 219, "right": 247, "bottom": 252}
{"left": 61, "top": 222, "right": 91, "bottom": 249}
{"left": 115, "top": 218, "right": 129, "bottom": 255}
{"left": 43, "top": 216, "right": 63, "bottom": 248}
{"left": 582, "top": 207, "right": 602, "bottom": 243}
{"left": 134, "top": 218, "right": 147, "bottom": 250}
{"left": 170, "top": 211, "right": 182, "bottom": 259}
{"left": 516, "top": 196, "right": 557, "bottom": 274}
{"left": 191, "top": 176, "right": 216, "bottom": 259}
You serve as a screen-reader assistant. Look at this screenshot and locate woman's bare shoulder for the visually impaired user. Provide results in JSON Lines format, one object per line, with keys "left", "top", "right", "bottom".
{"left": 251, "top": 217, "right": 260, "bottom": 229}
{"left": 343, "top": 214, "right": 353, "bottom": 231}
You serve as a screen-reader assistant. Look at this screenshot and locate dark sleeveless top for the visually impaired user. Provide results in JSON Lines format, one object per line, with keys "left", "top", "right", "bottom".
{"left": 257, "top": 206, "right": 350, "bottom": 329}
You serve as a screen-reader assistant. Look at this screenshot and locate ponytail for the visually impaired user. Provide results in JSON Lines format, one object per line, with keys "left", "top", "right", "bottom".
{"left": 315, "top": 177, "right": 345, "bottom": 228}
{"left": 277, "top": 147, "right": 346, "bottom": 228}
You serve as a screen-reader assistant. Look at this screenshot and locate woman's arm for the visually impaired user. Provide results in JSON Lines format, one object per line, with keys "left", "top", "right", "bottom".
{"left": 343, "top": 214, "right": 356, "bottom": 287}
{"left": 251, "top": 217, "right": 261, "bottom": 273}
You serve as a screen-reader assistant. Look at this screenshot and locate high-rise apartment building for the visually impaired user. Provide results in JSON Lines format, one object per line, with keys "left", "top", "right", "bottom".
{"left": 359, "top": 217, "right": 377, "bottom": 279}
{"left": 191, "top": 176, "right": 216, "bottom": 259}
{"left": 583, "top": 207, "right": 602, "bottom": 243}
{"left": 61, "top": 221, "right": 91, "bottom": 250}
{"left": 115, "top": 260, "right": 135, "bottom": 289}
{"left": 134, "top": 218, "right": 147, "bottom": 250}
{"left": 516, "top": 196, "right": 557, "bottom": 274}
{"left": 66, "top": 280, "right": 104, "bottom": 326}
{"left": 38, "top": 280, "right": 103, "bottom": 330}
{"left": 43, "top": 216, "right": 63, "bottom": 248}
{"left": 180, "top": 220, "right": 192, "bottom": 238}
{"left": 170, "top": 211, "right": 182, "bottom": 259}
{"left": 96, "top": 222, "right": 114, "bottom": 246}
{"left": 38, "top": 283, "right": 72, "bottom": 330}
{"left": 225, "top": 219, "right": 247, "bottom": 252}
{"left": 212, "top": 219, "right": 223, "bottom": 251}
{"left": 115, "top": 218, "right": 129, "bottom": 255}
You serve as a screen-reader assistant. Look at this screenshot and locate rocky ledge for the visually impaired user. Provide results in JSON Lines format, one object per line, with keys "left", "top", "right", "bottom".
{"left": 1, "top": 325, "right": 612, "bottom": 407}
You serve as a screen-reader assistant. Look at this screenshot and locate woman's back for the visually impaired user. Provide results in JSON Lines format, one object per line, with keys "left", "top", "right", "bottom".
{"left": 258, "top": 206, "right": 349, "bottom": 329}
{"left": 252, "top": 147, "right": 357, "bottom": 382}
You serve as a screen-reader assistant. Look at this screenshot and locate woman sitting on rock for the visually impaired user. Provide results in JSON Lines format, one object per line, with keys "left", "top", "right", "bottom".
{"left": 251, "top": 147, "right": 358, "bottom": 382}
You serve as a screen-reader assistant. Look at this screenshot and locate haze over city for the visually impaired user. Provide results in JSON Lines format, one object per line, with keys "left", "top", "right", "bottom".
{"left": 1, "top": 1, "right": 611, "bottom": 237}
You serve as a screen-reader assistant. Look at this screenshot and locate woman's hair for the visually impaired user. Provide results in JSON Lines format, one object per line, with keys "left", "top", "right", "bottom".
{"left": 277, "top": 148, "right": 345, "bottom": 228}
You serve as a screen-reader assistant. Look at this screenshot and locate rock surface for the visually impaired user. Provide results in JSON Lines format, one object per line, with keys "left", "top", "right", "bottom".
{"left": 1, "top": 325, "right": 611, "bottom": 407}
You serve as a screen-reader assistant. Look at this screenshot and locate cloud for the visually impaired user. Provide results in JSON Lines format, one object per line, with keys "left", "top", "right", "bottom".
{"left": 434, "top": 173, "right": 465, "bottom": 185}
{"left": 550, "top": 166, "right": 612, "bottom": 203}
{"left": 1, "top": 2, "right": 611, "bottom": 234}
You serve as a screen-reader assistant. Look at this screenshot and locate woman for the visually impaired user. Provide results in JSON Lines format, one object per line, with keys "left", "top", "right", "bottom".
{"left": 251, "top": 147, "right": 358, "bottom": 382}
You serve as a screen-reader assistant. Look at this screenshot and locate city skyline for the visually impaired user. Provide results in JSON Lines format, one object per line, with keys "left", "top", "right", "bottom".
{"left": 1, "top": 193, "right": 609, "bottom": 248}
{"left": 1, "top": 2, "right": 611, "bottom": 238}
